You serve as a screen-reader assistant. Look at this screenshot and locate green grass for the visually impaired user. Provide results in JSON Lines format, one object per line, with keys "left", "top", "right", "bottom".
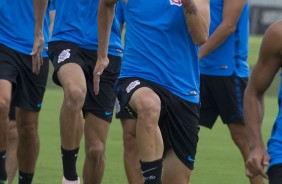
{"left": 14, "top": 36, "right": 279, "bottom": 183}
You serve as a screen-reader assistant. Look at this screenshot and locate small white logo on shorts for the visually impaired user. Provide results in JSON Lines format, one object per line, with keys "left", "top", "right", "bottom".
{"left": 169, "top": 0, "right": 182, "bottom": 6}
{"left": 58, "top": 49, "right": 71, "bottom": 63}
{"left": 126, "top": 80, "right": 140, "bottom": 93}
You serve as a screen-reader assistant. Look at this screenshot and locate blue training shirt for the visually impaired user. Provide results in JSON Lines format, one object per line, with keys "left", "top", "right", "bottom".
{"left": 267, "top": 72, "right": 282, "bottom": 169}
{"left": 116, "top": 0, "right": 126, "bottom": 25}
{"left": 200, "top": 0, "right": 249, "bottom": 76}
{"left": 235, "top": 2, "right": 250, "bottom": 78}
{"left": 0, "top": 0, "right": 54, "bottom": 57}
{"left": 119, "top": 0, "right": 200, "bottom": 103}
{"left": 51, "top": 0, "right": 123, "bottom": 57}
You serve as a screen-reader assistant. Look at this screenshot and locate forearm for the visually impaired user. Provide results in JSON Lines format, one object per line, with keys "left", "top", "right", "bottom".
{"left": 199, "top": 23, "right": 234, "bottom": 59}
{"left": 97, "top": 0, "right": 116, "bottom": 59}
{"left": 33, "top": 0, "right": 48, "bottom": 36}
{"left": 182, "top": 0, "right": 210, "bottom": 45}
{"left": 244, "top": 92, "right": 265, "bottom": 150}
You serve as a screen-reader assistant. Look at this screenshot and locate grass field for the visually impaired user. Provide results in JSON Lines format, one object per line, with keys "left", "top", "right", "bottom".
{"left": 24, "top": 36, "right": 279, "bottom": 183}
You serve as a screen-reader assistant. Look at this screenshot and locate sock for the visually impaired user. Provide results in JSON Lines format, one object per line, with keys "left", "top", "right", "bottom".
{"left": 0, "top": 150, "right": 7, "bottom": 181}
{"left": 18, "top": 170, "right": 34, "bottom": 184}
{"left": 140, "top": 159, "right": 163, "bottom": 184}
{"left": 61, "top": 147, "right": 79, "bottom": 181}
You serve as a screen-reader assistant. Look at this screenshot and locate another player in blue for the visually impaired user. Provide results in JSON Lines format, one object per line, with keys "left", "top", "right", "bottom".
{"left": 33, "top": 0, "right": 123, "bottom": 183}
{"left": 0, "top": 0, "right": 54, "bottom": 183}
{"left": 244, "top": 20, "right": 282, "bottom": 184}
{"left": 96, "top": 0, "right": 210, "bottom": 183}
{"left": 198, "top": 0, "right": 263, "bottom": 183}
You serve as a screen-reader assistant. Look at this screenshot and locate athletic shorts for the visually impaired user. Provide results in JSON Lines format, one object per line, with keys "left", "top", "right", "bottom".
{"left": 268, "top": 164, "right": 282, "bottom": 184}
{"left": 115, "top": 77, "right": 200, "bottom": 170}
{"left": 0, "top": 43, "right": 49, "bottom": 112}
{"left": 115, "top": 98, "right": 134, "bottom": 119}
{"left": 199, "top": 74, "right": 248, "bottom": 129}
{"left": 48, "top": 41, "right": 121, "bottom": 122}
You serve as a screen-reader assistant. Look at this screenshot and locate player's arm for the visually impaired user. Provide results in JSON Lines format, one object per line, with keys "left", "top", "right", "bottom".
{"left": 94, "top": 0, "right": 118, "bottom": 95}
{"left": 49, "top": 10, "right": 56, "bottom": 38}
{"left": 31, "top": 0, "right": 48, "bottom": 74}
{"left": 244, "top": 21, "right": 282, "bottom": 179}
{"left": 181, "top": 0, "right": 210, "bottom": 46}
{"left": 199, "top": 0, "right": 247, "bottom": 59}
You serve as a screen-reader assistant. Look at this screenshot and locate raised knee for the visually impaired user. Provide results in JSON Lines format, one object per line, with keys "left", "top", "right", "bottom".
{"left": 136, "top": 97, "right": 160, "bottom": 121}
{"left": 64, "top": 85, "right": 86, "bottom": 110}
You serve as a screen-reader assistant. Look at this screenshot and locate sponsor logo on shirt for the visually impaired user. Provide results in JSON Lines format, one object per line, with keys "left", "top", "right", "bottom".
{"left": 58, "top": 49, "right": 71, "bottom": 63}
{"left": 169, "top": 0, "right": 182, "bottom": 6}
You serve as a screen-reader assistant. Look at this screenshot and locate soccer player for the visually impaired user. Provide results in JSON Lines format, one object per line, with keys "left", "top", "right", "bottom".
{"left": 244, "top": 20, "right": 282, "bottom": 184}
{"left": 198, "top": 0, "right": 263, "bottom": 183}
{"left": 33, "top": 0, "right": 123, "bottom": 183}
{"left": 3, "top": 2, "right": 55, "bottom": 184}
{"left": 0, "top": 0, "right": 53, "bottom": 183}
{"left": 96, "top": 0, "right": 210, "bottom": 184}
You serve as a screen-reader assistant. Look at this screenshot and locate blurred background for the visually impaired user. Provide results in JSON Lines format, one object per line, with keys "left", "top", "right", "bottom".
{"left": 250, "top": 0, "right": 282, "bottom": 34}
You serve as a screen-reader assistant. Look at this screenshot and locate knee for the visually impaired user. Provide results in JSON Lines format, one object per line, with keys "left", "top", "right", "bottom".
{"left": 135, "top": 95, "right": 161, "bottom": 120}
{"left": 64, "top": 85, "right": 86, "bottom": 111}
{"left": 231, "top": 129, "right": 248, "bottom": 149}
{"left": 123, "top": 131, "right": 137, "bottom": 151}
{"left": 0, "top": 97, "right": 10, "bottom": 118}
{"left": 85, "top": 145, "right": 106, "bottom": 165}
{"left": 18, "top": 124, "right": 38, "bottom": 143}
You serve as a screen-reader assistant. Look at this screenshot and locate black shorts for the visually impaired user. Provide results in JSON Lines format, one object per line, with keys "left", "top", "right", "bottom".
{"left": 199, "top": 74, "right": 248, "bottom": 129}
{"left": 115, "top": 98, "right": 134, "bottom": 119}
{"left": 115, "top": 77, "right": 200, "bottom": 170}
{"left": 48, "top": 41, "right": 121, "bottom": 122}
{"left": 268, "top": 164, "right": 282, "bottom": 184}
{"left": 0, "top": 43, "right": 49, "bottom": 112}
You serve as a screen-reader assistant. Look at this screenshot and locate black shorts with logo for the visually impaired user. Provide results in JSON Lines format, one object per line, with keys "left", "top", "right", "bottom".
{"left": 115, "top": 98, "right": 134, "bottom": 119}
{"left": 115, "top": 77, "right": 200, "bottom": 170}
{"left": 0, "top": 43, "right": 49, "bottom": 112}
{"left": 199, "top": 74, "right": 248, "bottom": 129}
{"left": 48, "top": 41, "right": 121, "bottom": 122}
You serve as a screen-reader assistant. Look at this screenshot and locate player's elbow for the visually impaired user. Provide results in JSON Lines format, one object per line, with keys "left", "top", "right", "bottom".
{"left": 192, "top": 32, "right": 209, "bottom": 46}
{"left": 224, "top": 22, "right": 236, "bottom": 35}
{"left": 102, "top": 0, "right": 117, "bottom": 6}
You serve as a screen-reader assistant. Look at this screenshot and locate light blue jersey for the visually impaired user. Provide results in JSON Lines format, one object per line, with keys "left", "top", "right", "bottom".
{"left": 119, "top": 0, "right": 200, "bottom": 103}
{"left": 51, "top": 0, "right": 123, "bottom": 56}
{"left": 200, "top": 0, "right": 249, "bottom": 77}
{"left": 0, "top": 0, "right": 54, "bottom": 57}
{"left": 268, "top": 72, "right": 282, "bottom": 168}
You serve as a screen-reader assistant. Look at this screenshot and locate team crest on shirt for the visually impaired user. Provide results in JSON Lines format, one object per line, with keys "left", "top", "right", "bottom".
{"left": 126, "top": 80, "right": 140, "bottom": 93}
{"left": 58, "top": 49, "right": 71, "bottom": 63}
{"left": 169, "top": 0, "right": 182, "bottom": 6}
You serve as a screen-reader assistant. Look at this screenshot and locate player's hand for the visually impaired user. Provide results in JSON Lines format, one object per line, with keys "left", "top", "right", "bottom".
{"left": 93, "top": 57, "right": 109, "bottom": 95}
{"left": 245, "top": 147, "right": 269, "bottom": 179}
{"left": 31, "top": 34, "right": 44, "bottom": 75}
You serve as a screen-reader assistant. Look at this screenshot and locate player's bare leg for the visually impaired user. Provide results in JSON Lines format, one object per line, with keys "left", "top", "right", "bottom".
{"left": 228, "top": 123, "right": 264, "bottom": 184}
{"left": 83, "top": 114, "right": 109, "bottom": 184}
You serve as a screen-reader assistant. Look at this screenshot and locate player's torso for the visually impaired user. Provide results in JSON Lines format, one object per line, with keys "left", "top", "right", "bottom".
{"left": 52, "top": 0, "right": 122, "bottom": 55}
{"left": 121, "top": 0, "right": 200, "bottom": 103}
{"left": 0, "top": 0, "right": 51, "bottom": 55}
